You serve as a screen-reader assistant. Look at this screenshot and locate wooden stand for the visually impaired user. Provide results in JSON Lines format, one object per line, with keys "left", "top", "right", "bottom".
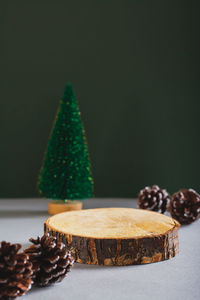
{"left": 44, "top": 207, "right": 180, "bottom": 266}
{"left": 48, "top": 200, "right": 82, "bottom": 215}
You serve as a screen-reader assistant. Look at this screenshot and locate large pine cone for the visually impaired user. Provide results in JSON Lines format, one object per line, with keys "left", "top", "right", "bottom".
{"left": 138, "top": 185, "right": 170, "bottom": 213}
{"left": 170, "top": 189, "right": 200, "bottom": 224}
{"left": 0, "top": 241, "right": 32, "bottom": 299}
{"left": 24, "top": 234, "right": 74, "bottom": 287}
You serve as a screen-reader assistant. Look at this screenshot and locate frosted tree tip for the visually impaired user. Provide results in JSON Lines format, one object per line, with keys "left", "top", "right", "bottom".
{"left": 62, "top": 82, "right": 74, "bottom": 101}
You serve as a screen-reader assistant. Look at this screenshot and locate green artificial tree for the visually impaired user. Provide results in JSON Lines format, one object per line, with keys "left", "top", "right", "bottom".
{"left": 38, "top": 83, "right": 93, "bottom": 202}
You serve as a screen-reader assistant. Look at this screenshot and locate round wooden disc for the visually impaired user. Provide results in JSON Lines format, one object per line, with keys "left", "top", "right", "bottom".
{"left": 48, "top": 201, "right": 82, "bottom": 215}
{"left": 44, "top": 207, "right": 180, "bottom": 266}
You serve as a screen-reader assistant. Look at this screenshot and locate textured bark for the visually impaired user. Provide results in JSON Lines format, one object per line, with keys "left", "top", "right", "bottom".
{"left": 44, "top": 224, "right": 179, "bottom": 266}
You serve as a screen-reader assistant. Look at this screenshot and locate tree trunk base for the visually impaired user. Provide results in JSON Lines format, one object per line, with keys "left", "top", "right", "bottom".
{"left": 44, "top": 207, "right": 180, "bottom": 265}
{"left": 48, "top": 200, "right": 82, "bottom": 215}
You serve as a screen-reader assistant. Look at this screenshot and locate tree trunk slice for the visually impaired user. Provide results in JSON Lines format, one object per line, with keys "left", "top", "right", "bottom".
{"left": 44, "top": 207, "right": 180, "bottom": 266}
{"left": 48, "top": 200, "right": 82, "bottom": 215}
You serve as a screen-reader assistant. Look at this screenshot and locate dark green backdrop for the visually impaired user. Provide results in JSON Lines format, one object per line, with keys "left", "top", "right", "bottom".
{"left": 0, "top": 1, "right": 199, "bottom": 198}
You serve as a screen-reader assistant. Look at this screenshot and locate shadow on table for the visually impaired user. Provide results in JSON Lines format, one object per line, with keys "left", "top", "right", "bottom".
{"left": 27, "top": 285, "right": 55, "bottom": 295}
{"left": 0, "top": 210, "right": 49, "bottom": 218}
{"left": 73, "top": 262, "right": 135, "bottom": 270}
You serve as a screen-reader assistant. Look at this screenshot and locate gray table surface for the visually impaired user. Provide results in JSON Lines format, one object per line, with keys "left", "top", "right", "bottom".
{"left": 0, "top": 198, "right": 200, "bottom": 300}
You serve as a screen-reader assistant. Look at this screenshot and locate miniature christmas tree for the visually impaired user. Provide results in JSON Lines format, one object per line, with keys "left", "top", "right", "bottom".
{"left": 38, "top": 83, "right": 93, "bottom": 202}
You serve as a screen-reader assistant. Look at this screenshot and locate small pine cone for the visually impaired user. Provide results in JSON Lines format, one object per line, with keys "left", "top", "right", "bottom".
{"left": 24, "top": 233, "right": 74, "bottom": 287}
{"left": 170, "top": 189, "right": 200, "bottom": 224}
{"left": 138, "top": 185, "right": 170, "bottom": 213}
{"left": 0, "top": 241, "right": 32, "bottom": 299}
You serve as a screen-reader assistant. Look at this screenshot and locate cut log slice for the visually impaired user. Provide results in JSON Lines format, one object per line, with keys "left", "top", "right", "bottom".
{"left": 44, "top": 207, "right": 180, "bottom": 266}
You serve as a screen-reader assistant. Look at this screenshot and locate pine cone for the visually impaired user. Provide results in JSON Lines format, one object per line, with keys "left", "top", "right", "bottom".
{"left": 138, "top": 185, "right": 170, "bottom": 213}
{"left": 0, "top": 241, "right": 32, "bottom": 299}
{"left": 24, "top": 234, "right": 74, "bottom": 287}
{"left": 170, "top": 189, "right": 200, "bottom": 224}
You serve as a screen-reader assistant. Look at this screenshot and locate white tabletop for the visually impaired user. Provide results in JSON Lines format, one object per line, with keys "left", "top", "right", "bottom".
{"left": 0, "top": 198, "right": 200, "bottom": 300}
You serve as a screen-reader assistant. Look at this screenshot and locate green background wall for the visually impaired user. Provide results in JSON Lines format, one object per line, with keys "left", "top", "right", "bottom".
{"left": 0, "top": 1, "right": 199, "bottom": 198}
